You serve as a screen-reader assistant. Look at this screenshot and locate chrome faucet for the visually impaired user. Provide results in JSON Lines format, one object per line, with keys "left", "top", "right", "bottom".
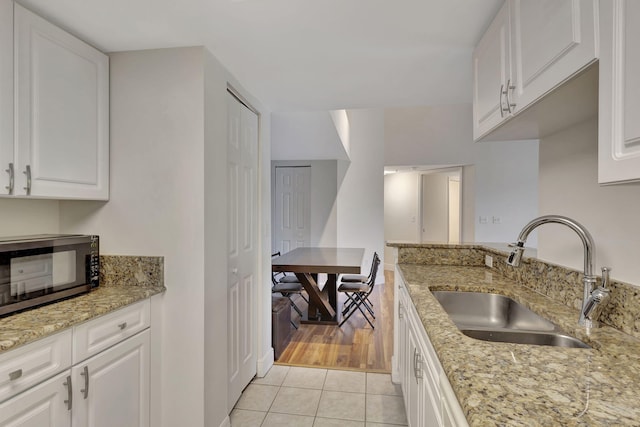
{"left": 506, "top": 215, "right": 610, "bottom": 328}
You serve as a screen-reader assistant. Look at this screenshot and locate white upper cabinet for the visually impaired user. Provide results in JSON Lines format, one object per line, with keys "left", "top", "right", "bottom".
{"left": 598, "top": 0, "right": 640, "bottom": 184}
{"left": 13, "top": 4, "right": 109, "bottom": 200}
{"left": 472, "top": 2, "right": 512, "bottom": 141}
{"left": 510, "top": 0, "right": 598, "bottom": 112}
{"left": 0, "top": 0, "right": 13, "bottom": 196}
{"left": 473, "top": 0, "right": 599, "bottom": 142}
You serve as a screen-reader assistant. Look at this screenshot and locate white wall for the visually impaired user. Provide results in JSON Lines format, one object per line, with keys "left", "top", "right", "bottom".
{"left": 383, "top": 172, "right": 420, "bottom": 270}
{"left": 271, "top": 111, "right": 348, "bottom": 160}
{"left": 337, "top": 109, "right": 385, "bottom": 280}
{"left": 384, "top": 103, "right": 539, "bottom": 244}
{"left": 474, "top": 139, "right": 539, "bottom": 245}
{"left": 59, "top": 46, "right": 272, "bottom": 427}
{"left": 329, "top": 109, "right": 350, "bottom": 157}
{"left": 271, "top": 160, "right": 337, "bottom": 249}
{"left": 0, "top": 199, "right": 60, "bottom": 236}
{"left": 539, "top": 118, "right": 640, "bottom": 285}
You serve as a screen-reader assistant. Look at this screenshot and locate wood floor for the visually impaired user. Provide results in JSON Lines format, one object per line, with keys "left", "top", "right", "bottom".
{"left": 275, "top": 270, "right": 395, "bottom": 373}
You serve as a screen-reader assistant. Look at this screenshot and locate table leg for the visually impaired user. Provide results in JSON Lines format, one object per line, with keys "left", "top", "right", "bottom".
{"left": 326, "top": 274, "right": 337, "bottom": 313}
{"left": 294, "top": 272, "right": 337, "bottom": 323}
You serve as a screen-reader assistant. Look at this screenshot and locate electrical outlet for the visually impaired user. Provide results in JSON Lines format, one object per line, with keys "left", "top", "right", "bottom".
{"left": 485, "top": 255, "right": 493, "bottom": 268}
{"left": 479, "top": 216, "right": 488, "bottom": 224}
{"left": 492, "top": 216, "right": 502, "bottom": 224}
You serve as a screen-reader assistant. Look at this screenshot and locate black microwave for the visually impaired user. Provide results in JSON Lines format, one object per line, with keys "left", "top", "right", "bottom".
{"left": 0, "top": 234, "right": 99, "bottom": 317}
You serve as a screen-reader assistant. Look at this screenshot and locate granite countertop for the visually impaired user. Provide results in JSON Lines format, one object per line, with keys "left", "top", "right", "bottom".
{"left": 397, "top": 263, "right": 640, "bottom": 426}
{"left": 0, "top": 255, "right": 165, "bottom": 354}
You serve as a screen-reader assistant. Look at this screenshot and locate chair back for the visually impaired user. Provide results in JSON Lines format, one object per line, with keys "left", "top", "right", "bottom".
{"left": 367, "top": 255, "right": 381, "bottom": 287}
{"left": 271, "top": 252, "right": 281, "bottom": 286}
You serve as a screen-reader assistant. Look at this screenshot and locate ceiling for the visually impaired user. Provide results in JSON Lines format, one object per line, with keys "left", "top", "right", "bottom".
{"left": 18, "top": 0, "right": 503, "bottom": 112}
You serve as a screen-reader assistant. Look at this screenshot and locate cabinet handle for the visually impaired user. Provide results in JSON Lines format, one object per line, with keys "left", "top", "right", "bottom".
{"left": 63, "top": 375, "right": 72, "bottom": 410}
{"left": 499, "top": 83, "right": 505, "bottom": 118}
{"left": 118, "top": 322, "right": 127, "bottom": 330}
{"left": 413, "top": 348, "right": 423, "bottom": 383}
{"left": 23, "top": 165, "right": 31, "bottom": 195}
{"left": 8, "top": 368, "right": 22, "bottom": 381}
{"left": 505, "top": 79, "right": 516, "bottom": 113}
{"left": 5, "top": 163, "right": 13, "bottom": 195}
{"left": 80, "top": 366, "right": 89, "bottom": 399}
{"left": 398, "top": 303, "right": 403, "bottom": 319}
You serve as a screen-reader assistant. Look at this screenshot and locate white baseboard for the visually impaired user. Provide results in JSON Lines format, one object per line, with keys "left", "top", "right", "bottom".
{"left": 384, "top": 262, "right": 394, "bottom": 272}
{"left": 257, "top": 347, "right": 274, "bottom": 377}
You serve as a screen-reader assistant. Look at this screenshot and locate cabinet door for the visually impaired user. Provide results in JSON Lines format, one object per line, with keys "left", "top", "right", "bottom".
{"left": 14, "top": 4, "right": 109, "bottom": 200}
{"left": 510, "top": 0, "right": 597, "bottom": 112}
{"left": 0, "top": 371, "right": 71, "bottom": 427}
{"left": 473, "top": 2, "right": 511, "bottom": 140}
{"left": 599, "top": 0, "right": 640, "bottom": 184}
{"left": 0, "top": 0, "right": 12, "bottom": 196}
{"left": 397, "top": 301, "right": 408, "bottom": 406}
{"left": 72, "top": 330, "right": 149, "bottom": 427}
{"left": 419, "top": 365, "right": 441, "bottom": 427}
{"left": 406, "top": 327, "right": 420, "bottom": 427}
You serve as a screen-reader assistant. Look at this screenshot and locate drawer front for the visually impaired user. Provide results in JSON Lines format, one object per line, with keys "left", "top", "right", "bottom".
{"left": 0, "top": 329, "right": 72, "bottom": 402}
{"left": 73, "top": 299, "right": 150, "bottom": 363}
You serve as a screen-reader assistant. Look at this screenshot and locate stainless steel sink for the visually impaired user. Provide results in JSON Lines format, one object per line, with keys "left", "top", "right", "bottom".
{"left": 461, "top": 329, "right": 590, "bottom": 349}
{"left": 431, "top": 291, "right": 590, "bottom": 349}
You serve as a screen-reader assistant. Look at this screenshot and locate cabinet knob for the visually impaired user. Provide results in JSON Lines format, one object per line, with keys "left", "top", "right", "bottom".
{"left": 63, "top": 375, "right": 73, "bottom": 410}
{"left": 8, "top": 369, "right": 22, "bottom": 381}
{"left": 23, "top": 165, "right": 31, "bottom": 195}
{"left": 80, "top": 366, "right": 89, "bottom": 399}
{"left": 118, "top": 322, "right": 127, "bottom": 330}
{"left": 5, "top": 163, "right": 13, "bottom": 195}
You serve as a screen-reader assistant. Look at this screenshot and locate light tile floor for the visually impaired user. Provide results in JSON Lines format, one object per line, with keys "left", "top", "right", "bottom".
{"left": 231, "top": 366, "right": 408, "bottom": 427}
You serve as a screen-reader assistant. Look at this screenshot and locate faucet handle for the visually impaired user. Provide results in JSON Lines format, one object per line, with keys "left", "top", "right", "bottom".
{"left": 601, "top": 267, "right": 611, "bottom": 288}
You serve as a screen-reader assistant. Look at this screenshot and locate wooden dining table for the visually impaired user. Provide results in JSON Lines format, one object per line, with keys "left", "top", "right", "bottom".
{"left": 272, "top": 247, "right": 365, "bottom": 325}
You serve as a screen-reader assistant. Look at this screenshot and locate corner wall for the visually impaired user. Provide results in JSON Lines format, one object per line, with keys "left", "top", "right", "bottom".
{"left": 59, "top": 46, "right": 273, "bottom": 427}
{"left": 337, "top": 109, "right": 385, "bottom": 279}
{"left": 539, "top": 118, "right": 640, "bottom": 285}
{"left": 60, "top": 47, "right": 207, "bottom": 427}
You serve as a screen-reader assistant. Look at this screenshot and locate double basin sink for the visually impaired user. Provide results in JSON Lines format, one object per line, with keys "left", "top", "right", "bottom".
{"left": 431, "top": 291, "right": 590, "bottom": 349}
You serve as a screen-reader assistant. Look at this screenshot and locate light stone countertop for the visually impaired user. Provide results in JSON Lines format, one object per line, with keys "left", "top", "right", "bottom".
{"left": 397, "top": 263, "right": 640, "bottom": 426}
{"left": 0, "top": 255, "right": 165, "bottom": 354}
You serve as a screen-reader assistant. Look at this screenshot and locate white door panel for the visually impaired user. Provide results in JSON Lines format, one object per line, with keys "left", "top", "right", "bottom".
{"left": 227, "top": 92, "right": 258, "bottom": 410}
{"left": 274, "top": 166, "right": 311, "bottom": 254}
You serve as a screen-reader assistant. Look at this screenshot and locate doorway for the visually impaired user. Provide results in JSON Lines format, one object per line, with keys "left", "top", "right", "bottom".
{"left": 420, "top": 168, "right": 462, "bottom": 244}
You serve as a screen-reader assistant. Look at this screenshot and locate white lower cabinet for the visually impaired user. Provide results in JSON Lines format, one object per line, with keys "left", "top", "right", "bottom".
{"left": 72, "top": 330, "right": 149, "bottom": 427}
{"left": 396, "top": 272, "right": 468, "bottom": 427}
{"left": 0, "top": 300, "right": 151, "bottom": 427}
{"left": 0, "top": 371, "right": 71, "bottom": 426}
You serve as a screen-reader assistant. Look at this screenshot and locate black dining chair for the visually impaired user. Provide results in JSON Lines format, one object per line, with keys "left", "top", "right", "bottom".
{"left": 339, "top": 252, "right": 380, "bottom": 311}
{"left": 338, "top": 255, "right": 381, "bottom": 329}
{"left": 340, "top": 252, "right": 380, "bottom": 283}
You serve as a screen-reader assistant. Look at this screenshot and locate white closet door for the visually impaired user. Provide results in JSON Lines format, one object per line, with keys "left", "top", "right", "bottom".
{"left": 274, "top": 166, "right": 311, "bottom": 254}
{"left": 227, "top": 92, "right": 259, "bottom": 411}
